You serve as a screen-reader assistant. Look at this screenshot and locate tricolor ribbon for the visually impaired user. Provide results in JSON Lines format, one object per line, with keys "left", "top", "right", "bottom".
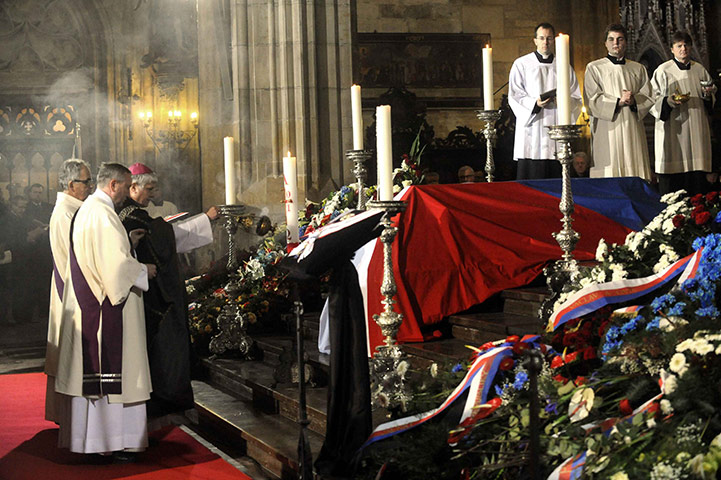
{"left": 362, "top": 345, "right": 512, "bottom": 448}
{"left": 548, "top": 451, "right": 586, "bottom": 480}
{"left": 550, "top": 248, "right": 704, "bottom": 331}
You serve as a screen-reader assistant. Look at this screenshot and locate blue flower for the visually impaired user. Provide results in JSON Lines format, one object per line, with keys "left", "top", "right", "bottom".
{"left": 512, "top": 371, "right": 529, "bottom": 390}
{"left": 494, "top": 384, "right": 504, "bottom": 397}
{"left": 666, "top": 302, "right": 687, "bottom": 316}
{"left": 715, "top": 211, "right": 721, "bottom": 223}
{"left": 696, "top": 306, "right": 720, "bottom": 317}
{"left": 645, "top": 318, "right": 660, "bottom": 331}
{"left": 544, "top": 401, "right": 558, "bottom": 415}
{"left": 452, "top": 363, "right": 464, "bottom": 373}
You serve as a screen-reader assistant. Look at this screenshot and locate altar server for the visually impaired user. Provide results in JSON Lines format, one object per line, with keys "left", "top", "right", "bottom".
{"left": 509, "top": 22, "right": 581, "bottom": 179}
{"left": 44, "top": 158, "right": 92, "bottom": 424}
{"left": 55, "top": 163, "right": 157, "bottom": 459}
{"left": 584, "top": 24, "right": 654, "bottom": 181}
{"left": 119, "top": 162, "right": 217, "bottom": 423}
{"left": 650, "top": 31, "right": 717, "bottom": 195}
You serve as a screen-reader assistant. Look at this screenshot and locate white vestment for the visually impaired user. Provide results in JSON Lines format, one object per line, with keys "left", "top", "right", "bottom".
{"left": 650, "top": 59, "right": 715, "bottom": 174}
{"left": 45, "top": 192, "right": 84, "bottom": 423}
{"left": 55, "top": 189, "right": 151, "bottom": 453}
{"left": 509, "top": 52, "right": 581, "bottom": 160}
{"left": 584, "top": 57, "right": 654, "bottom": 180}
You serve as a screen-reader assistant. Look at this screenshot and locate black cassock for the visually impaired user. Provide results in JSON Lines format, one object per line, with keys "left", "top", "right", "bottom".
{"left": 283, "top": 210, "right": 384, "bottom": 478}
{"left": 119, "top": 199, "right": 194, "bottom": 418}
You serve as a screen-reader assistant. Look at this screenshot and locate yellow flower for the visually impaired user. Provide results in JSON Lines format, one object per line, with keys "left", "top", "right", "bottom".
{"left": 609, "top": 472, "right": 629, "bottom": 480}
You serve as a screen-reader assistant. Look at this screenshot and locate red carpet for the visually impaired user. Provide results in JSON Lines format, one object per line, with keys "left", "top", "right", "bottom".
{"left": 0, "top": 372, "right": 253, "bottom": 480}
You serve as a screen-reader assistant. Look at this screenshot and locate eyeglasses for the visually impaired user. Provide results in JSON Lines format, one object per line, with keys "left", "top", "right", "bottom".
{"left": 73, "top": 178, "right": 93, "bottom": 185}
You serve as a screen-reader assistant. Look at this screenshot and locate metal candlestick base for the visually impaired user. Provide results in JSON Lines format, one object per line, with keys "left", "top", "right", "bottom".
{"left": 346, "top": 149, "right": 373, "bottom": 210}
{"left": 218, "top": 204, "right": 246, "bottom": 271}
{"left": 546, "top": 124, "right": 583, "bottom": 273}
{"left": 476, "top": 109, "right": 502, "bottom": 182}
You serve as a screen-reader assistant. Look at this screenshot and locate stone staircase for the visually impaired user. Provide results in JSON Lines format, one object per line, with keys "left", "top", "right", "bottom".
{"left": 189, "top": 285, "right": 549, "bottom": 479}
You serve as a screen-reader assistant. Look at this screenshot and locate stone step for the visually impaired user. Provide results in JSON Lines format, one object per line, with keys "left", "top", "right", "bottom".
{"left": 500, "top": 286, "right": 549, "bottom": 317}
{"left": 449, "top": 311, "right": 542, "bottom": 344}
{"left": 192, "top": 379, "right": 324, "bottom": 480}
{"left": 200, "top": 356, "right": 329, "bottom": 435}
{"left": 402, "top": 338, "right": 472, "bottom": 370}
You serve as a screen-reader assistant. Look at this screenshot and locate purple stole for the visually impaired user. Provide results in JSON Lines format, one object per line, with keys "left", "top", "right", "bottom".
{"left": 52, "top": 257, "right": 64, "bottom": 299}
{"left": 69, "top": 212, "right": 126, "bottom": 396}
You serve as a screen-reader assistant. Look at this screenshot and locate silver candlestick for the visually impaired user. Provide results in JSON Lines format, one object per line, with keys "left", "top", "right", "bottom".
{"left": 546, "top": 124, "right": 583, "bottom": 272}
{"left": 346, "top": 149, "right": 373, "bottom": 210}
{"left": 218, "top": 204, "right": 246, "bottom": 271}
{"left": 476, "top": 109, "right": 502, "bottom": 182}
{"left": 367, "top": 200, "right": 407, "bottom": 356}
{"left": 367, "top": 199, "right": 411, "bottom": 411}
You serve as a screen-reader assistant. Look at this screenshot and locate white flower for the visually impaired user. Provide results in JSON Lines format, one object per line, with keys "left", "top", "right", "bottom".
{"left": 429, "top": 363, "right": 438, "bottom": 378}
{"left": 676, "top": 339, "right": 695, "bottom": 353}
{"left": 660, "top": 399, "right": 673, "bottom": 415}
{"left": 688, "top": 454, "right": 705, "bottom": 478}
{"left": 660, "top": 189, "right": 687, "bottom": 204}
{"left": 568, "top": 387, "right": 595, "bottom": 422}
{"left": 396, "top": 360, "right": 409, "bottom": 377}
{"left": 669, "top": 353, "right": 687, "bottom": 375}
{"left": 711, "top": 433, "right": 721, "bottom": 449}
{"left": 650, "top": 462, "right": 680, "bottom": 480}
{"left": 646, "top": 418, "right": 656, "bottom": 429}
{"left": 661, "top": 217, "right": 676, "bottom": 234}
{"left": 662, "top": 374, "right": 678, "bottom": 394}
{"left": 610, "top": 263, "right": 628, "bottom": 281}
{"left": 610, "top": 472, "right": 629, "bottom": 480}
{"left": 401, "top": 179, "right": 412, "bottom": 188}
{"left": 595, "top": 239, "right": 608, "bottom": 261}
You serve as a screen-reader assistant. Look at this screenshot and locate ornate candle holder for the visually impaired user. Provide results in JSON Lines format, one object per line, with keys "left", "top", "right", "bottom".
{"left": 346, "top": 149, "right": 373, "bottom": 210}
{"left": 476, "top": 109, "right": 502, "bottom": 182}
{"left": 546, "top": 124, "right": 583, "bottom": 273}
{"left": 366, "top": 199, "right": 412, "bottom": 412}
{"left": 218, "top": 204, "right": 246, "bottom": 271}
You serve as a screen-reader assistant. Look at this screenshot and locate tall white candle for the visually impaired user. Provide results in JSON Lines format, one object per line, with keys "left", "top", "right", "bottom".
{"left": 375, "top": 105, "right": 393, "bottom": 201}
{"left": 555, "top": 33, "right": 571, "bottom": 125}
{"left": 482, "top": 45, "right": 494, "bottom": 110}
{"left": 283, "top": 152, "right": 300, "bottom": 244}
{"left": 351, "top": 85, "right": 364, "bottom": 150}
{"left": 223, "top": 136, "right": 237, "bottom": 204}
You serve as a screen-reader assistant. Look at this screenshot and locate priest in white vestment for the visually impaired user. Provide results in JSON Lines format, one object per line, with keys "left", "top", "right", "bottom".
{"left": 509, "top": 22, "right": 581, "bottom": 179}
{"left": 584, "top": 24, "right": 654, "bottom": 181}
{"left": 55, "top": 163, "right": 158, "bottom": 458}
{"left": 45, "top": 158, "right": 93, "bottom": 424}
{"left": 650, "top": 31, "right": 717, "bottom": 195}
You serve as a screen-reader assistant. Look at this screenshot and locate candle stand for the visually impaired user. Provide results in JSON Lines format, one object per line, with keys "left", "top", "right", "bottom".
{"left": 367, "top": 199, "right": 412, "bottom": 412}
{"left": 346, "top": 149, "right": 373, "bottom": 210}
{"left": 218, "top": 204, "right": 246, "bottom": 271}
{"left": 476, "top": 110, "right": 502, "bottom": 182}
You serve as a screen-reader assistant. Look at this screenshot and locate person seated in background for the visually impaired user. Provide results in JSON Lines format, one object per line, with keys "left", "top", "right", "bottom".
{"left": 118, "top": 163, "right": 218, "bottom": 426}
{"left": 424, "top": 172, "right": 440, "bottom": 184}
{"left": 571, "top": 152, "right": 591, "bottom": 177}
{"left": 457, "top": 165, "right": 476, "bottom": 183}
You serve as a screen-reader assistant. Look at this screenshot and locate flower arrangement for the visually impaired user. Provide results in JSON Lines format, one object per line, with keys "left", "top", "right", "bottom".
{"left": 360, "top": 190, "right": 721, "bottom": 480}
{"left": 186, "top": 227, "right": 290, "bottom": 355}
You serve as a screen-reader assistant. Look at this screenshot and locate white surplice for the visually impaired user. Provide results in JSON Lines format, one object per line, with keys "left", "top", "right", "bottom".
{"left": 45, "top": 192, "right": 84, "bottom": 423}
{"left": 509, "top": 52, "right": 581, "bottom": 161}
{"left": 55, "top": 189, "right": 151, "bottom": 454}
{"left": 584, "top": 57, "right": 654, "bottom": 180}
{"left": 650, "top": 59, "right": 715, "bottom": 174}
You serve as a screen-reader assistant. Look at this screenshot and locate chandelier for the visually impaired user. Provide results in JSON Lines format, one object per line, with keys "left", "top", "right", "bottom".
{"left": 139, "top": 109, "right": 198, "bottom": 153}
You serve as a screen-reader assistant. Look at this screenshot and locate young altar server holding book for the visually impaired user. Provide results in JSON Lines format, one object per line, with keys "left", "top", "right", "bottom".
{"left": 650, "top": 30, "right": 717, "bottom": 195}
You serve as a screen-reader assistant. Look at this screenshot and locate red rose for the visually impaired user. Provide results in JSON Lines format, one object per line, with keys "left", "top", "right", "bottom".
{"left": 619, "top": 398, "right": 633, "bottom": 415}
{"left": 691, "top": 193, "right": 704, "bottom": 206}
{"left": 707, "top": 191, "right": 719, "bottom": 203}
{"left": 583, "top": 346, "right": 597, "bottom": 360}
{"left": 499, "top": 357, "right": 515, "bottom": 371}
{"left": 672, "top": 214, "right": 685, "bottom": 228}
{"left": 695, "top": 211, "right": 711, "bottom": 225}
